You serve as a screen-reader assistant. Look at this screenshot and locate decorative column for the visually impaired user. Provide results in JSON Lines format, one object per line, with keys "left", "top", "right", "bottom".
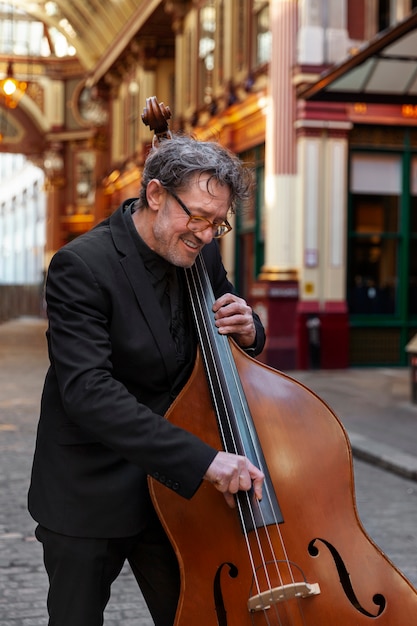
{"left": 251, "top": 0, "right": 299, "bottom": 370}
{"left": 294, "top": 0, "right": 351, "bottom": 369}
{"left": 295, "top": 113, "right": 351, "bottom": 369}
{"left": 262, "top": 0, "right": 298, "bottom": 280}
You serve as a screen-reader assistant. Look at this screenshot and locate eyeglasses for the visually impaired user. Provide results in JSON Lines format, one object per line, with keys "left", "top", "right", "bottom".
{"left": 167, "top": 190, "right": 232, "bottom": 239}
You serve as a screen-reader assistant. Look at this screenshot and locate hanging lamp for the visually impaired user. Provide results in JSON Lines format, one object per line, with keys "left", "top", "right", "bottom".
{"left": 0, "top": 60, "right": 27, "bottom": 108}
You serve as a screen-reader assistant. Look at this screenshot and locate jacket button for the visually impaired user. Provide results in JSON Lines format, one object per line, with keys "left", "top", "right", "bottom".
{"left": 172, "top": 482, "right": 180, "bottom": 491}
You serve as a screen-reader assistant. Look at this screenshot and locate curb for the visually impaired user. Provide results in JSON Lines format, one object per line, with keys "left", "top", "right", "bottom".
{"left": 349, "top": 431, "right": 417, "bottom": 482}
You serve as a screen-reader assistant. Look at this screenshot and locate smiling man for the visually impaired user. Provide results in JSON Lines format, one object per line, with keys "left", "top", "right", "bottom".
{"left": 28, "top": 134, "right": 266, "bottom": 626}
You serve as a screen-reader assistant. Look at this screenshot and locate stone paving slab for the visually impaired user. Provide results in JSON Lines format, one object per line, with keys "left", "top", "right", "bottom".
{"left": 1, "top": 317, "right": 416, "bottom": 624}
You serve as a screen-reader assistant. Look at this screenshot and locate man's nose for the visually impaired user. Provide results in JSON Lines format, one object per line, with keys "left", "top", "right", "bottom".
{"left": 197, "top": 227, "right": 215, "bottom": 244}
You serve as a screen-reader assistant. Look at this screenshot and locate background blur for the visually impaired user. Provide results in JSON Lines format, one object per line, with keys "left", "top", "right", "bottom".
{"left": 1, "top": 0, "right": 417, "bottom": 370}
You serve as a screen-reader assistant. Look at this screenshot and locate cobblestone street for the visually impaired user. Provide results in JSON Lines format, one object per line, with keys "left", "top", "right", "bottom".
{"left": 1, "top": 317, "right": 416, "bottom": 625}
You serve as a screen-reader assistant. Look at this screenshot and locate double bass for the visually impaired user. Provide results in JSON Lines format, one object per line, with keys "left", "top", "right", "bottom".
{"left": 142, "top": 97, "right": 417, "bottom": 625}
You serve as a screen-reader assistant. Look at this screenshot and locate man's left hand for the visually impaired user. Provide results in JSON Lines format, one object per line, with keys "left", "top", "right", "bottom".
{"left": 212, "top": 293, "right": 256, "bottom": 348}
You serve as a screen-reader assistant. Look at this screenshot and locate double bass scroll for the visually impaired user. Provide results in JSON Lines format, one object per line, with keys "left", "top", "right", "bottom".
{"left": 141, "top": 96, "right": 172, "bottom": 145}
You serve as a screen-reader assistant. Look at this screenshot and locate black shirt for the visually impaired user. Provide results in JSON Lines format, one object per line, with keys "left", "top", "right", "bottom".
{"left": 124, "top": 202, "right": 195, "bottom": 393}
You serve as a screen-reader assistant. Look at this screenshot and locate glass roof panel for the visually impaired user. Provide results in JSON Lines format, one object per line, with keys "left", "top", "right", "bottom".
{"left": 366, "top": 59, "right": 417, "bottom": 93}
{"left": 0, "top": 2, "right": 75, "bottom": 58}
{"left": 327, "top": 58, "right": 376, "bottom": 92}
{"left": 382, "top": 29, "right": 417, "bottom": 57}
{"left": 0, "top": 0, "right": 174, "bottom": 74}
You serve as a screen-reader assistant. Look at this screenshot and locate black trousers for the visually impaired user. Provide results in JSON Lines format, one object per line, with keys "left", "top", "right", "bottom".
{"left": 35, "top": 521, "right": 180, "bottom": 626}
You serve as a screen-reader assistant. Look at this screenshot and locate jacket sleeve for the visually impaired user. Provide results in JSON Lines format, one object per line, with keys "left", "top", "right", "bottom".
{"left": 44, "top": 246, "right": 217, "bottom": 499}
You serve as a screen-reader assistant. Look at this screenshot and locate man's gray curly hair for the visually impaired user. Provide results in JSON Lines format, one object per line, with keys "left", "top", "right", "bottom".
{"left": 138, "top": 134, "right": 253, "bottom": 212}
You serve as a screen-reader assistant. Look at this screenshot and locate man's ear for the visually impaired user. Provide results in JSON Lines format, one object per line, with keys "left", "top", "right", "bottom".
{"left": 146, "top": 179, "right": 165, "bottom": 212}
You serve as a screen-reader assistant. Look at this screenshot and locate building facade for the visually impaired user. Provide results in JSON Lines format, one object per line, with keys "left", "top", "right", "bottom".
{"left": 1, "top": 0, "right": 417, "bottom": 368}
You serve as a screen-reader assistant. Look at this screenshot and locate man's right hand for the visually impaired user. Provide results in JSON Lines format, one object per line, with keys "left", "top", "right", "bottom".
{"left": 204, "top": 451, "right": 264, "bottom": 508}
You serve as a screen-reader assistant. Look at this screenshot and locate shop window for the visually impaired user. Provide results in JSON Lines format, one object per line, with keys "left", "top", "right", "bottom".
{"left": 253, "top": 1, "right": 270, "bottom": 67}
{"left": 348, "top": 154, "right": 401, "bottom": 315}
{"left": 235, "top": 145, "right": 265, "bottom": 296}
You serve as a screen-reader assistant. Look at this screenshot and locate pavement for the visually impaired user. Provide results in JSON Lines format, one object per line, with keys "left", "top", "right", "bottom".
{"left": 1, "top": 316, "right": 417, "bottom": 625}
{"left": 290, "top": 365, "right": 417, "bottom": 483}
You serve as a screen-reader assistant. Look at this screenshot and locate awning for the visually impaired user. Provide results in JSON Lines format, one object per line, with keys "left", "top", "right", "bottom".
{"left": 297, "top": 10, "right": 417, "bottom": 104}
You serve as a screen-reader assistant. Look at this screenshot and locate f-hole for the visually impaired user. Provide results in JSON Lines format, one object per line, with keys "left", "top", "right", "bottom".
{"left": 308, "top": 538, "right": 386, "bottom": 617}
{"left": 213, "top": 561, "right": 239, "bottom": 626}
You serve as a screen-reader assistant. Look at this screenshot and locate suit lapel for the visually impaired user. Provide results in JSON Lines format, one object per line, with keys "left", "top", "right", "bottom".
{"left": 110, "top": 202, "right": 179, "bottom": 384}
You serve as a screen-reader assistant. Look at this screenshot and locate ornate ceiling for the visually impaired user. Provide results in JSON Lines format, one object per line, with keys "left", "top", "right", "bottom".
{"left": 5, "top": 0, "right": 174, "bottom": 79}
{"left": 0, "top": 0, "right": 176, "bottom": 154}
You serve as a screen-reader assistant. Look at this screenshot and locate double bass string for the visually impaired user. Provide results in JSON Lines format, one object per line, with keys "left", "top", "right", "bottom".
{"left": 185, "top": 258, "right": 304, "bottom": 626}
{"left": 183, "top": 261, "right": 273, "bottom": 610}
{"left": 185, "top": 255, "right": 308, "bottom": 625}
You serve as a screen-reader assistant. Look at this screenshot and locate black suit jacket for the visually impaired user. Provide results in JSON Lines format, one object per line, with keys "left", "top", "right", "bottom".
{"left": 28, "top": 199, "right": 265, "bottom": 538}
